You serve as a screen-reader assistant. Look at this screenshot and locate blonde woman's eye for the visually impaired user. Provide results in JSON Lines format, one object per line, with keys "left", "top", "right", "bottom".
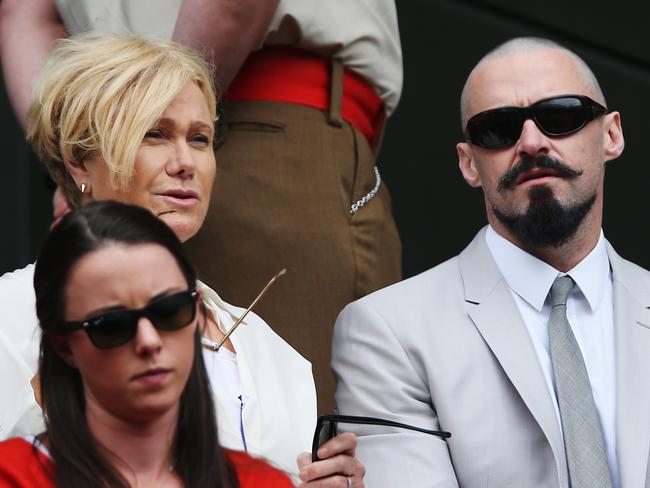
{"left": 192, "top": 134, "right": 210, "bottom": 145}
{"left": 144, "top": 130, "right": 164, "bottom": 139}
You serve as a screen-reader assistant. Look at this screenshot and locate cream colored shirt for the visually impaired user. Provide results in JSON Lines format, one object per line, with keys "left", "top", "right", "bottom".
{"left": 54, "top": 0, "right": 403, "bottom": 113}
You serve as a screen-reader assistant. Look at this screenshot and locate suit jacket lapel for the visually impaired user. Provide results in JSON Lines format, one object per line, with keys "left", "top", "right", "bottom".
{"left": 459, "top": 228, "right": 568, "bottom": 486}
{"left": 608, "top": 245, "right": 650, "bottom": 488}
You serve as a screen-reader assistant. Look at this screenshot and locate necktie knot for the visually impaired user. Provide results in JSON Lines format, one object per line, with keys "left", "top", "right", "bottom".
{"left": 550, "top": 275, "right": 575, "bottom": 307}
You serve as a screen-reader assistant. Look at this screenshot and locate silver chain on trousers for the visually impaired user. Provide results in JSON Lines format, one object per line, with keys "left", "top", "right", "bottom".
{"left": 350, "top": 166, "right": 381, "bottom": 215}
{"left": 548, "top": 275, "right": 614, "bottom": 488}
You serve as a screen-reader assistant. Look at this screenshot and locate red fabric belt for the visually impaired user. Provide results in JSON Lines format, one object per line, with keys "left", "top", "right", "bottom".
{"left": 224, "top": 46, "right": 385, "bottom": 145}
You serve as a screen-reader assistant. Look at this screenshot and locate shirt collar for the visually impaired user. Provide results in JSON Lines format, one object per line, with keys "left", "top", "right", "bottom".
{"left": 196, "top": 280, "right": 248, "bottom": 331}
{"left": 485, "top": 225, "right": 610, "bottom": 311}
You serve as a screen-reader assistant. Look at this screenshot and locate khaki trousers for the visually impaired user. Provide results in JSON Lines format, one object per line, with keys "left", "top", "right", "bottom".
{"left": 185, "top": 97, "right": 402, "bottom": 414}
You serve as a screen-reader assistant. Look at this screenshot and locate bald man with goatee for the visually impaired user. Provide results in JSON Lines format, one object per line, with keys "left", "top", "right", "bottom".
{"left": 332, "top": 37, "right": 650, "bottom": 488}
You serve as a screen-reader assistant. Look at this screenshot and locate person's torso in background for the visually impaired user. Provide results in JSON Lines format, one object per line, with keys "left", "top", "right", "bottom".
{"left": 54, "top": 0, "right": 402, "bottom": 113}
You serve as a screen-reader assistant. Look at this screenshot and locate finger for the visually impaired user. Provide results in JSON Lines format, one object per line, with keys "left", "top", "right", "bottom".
{"left": 50, "top": 214, "right": 64, "bottom": 231}
{"left": 297, "top": 451, "right": 312, "bottom": 469}
{"left": 317, "top": 432, "right": 358, "bottom": 460}
{"left": 298, "top": 474, "right": 354, "bottom": 488}
{"left": 52, "top": 186, "right": 70, "bottom": 219}
{"left": 298, "top": 453, "right": 364, "bottom": 483}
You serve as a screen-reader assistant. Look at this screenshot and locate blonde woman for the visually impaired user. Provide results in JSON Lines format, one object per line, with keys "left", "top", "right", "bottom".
{"left": 0, "top": 35, "right": 364, "bottom": 487}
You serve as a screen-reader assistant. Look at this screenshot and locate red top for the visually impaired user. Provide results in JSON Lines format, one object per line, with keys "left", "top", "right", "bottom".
{"left": 0, "top": 438, "right": 294, "bottom": 487}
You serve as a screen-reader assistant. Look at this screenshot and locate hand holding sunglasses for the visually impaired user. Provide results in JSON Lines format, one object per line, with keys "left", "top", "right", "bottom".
{"left": 464, "top": 94, "right": 607, "bottom": 149}
{"left": 55, "top": 289, "right": 199, "bottom": 349}
{"left": 312, "top": 413, "right": 451, "bottom": 462}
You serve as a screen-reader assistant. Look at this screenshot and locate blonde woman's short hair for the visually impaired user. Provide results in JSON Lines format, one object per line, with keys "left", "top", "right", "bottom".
{"left": 27, "top": 34, "right": 217, "bottom": 207}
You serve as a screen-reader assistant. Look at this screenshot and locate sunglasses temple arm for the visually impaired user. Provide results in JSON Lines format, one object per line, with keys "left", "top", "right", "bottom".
{"left": 214, "top": 268, "right": 287, "bottom": 351}
{"left": 321, "top": 414, "right": 451, "bottom": 439}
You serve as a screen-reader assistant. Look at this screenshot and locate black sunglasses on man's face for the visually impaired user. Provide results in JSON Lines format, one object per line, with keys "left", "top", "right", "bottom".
{"left": 464, "top": 94, "right": 608, "bottom": 149}
{"left": 312, "top": 413, "right": 451, "bottom": 462}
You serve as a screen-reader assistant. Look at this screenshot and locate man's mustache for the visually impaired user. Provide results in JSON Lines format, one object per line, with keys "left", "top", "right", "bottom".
{"left": 497, "top": 155, "right": 583, "bottom": 191}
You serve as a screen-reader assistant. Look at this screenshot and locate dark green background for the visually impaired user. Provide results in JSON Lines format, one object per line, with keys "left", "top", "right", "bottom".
{"left": 2, "top": 0, "right": 649, "bottom": 277}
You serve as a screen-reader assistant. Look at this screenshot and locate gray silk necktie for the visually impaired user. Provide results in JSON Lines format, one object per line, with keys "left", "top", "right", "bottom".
{"left": 548, "top": 275, "right": 613, "bottom": 488}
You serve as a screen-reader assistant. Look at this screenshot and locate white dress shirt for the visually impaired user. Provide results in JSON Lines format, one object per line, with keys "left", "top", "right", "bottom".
{"left": 201, "top": 340, "right": 245, "bottom": 448}
{"left": 485, "top": 225, "right": 619, "bottom": 487}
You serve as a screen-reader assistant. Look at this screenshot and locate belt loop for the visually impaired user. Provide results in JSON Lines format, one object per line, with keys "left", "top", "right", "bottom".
{"left": 371, "top": 109, "right": 388, "bottom": 156}
{"left": 328, "top": 58, "right": 344, "bottom": 127}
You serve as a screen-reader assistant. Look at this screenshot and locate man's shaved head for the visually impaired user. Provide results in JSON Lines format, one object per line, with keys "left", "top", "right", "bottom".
{"left": 460, "top": 37, "right": 605, "bottom": 129}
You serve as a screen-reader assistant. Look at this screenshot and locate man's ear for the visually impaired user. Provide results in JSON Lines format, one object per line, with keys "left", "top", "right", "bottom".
{"left": 457, "top": 142, "right": 482, "bottom": 188}
{"left": 49, "top": 334, "right": 77, "bottom": 368}
{"left": 603, "top": 111, "right": 624, "bottom": 163}
{"left": 63, "top": 158, "right": 90, "bottom": 190}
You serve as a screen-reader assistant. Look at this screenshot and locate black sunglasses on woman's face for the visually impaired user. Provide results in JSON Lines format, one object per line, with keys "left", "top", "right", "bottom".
{"left": 56, "top": 289, "right": 198, "bottom": 349}
{"left": 464, "top": 94, "right": 608, "bottom": 149}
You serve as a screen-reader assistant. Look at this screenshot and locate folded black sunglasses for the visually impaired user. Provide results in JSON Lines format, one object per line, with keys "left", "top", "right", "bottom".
{"left": 312, "top": 413, "right": 451, "bottom": 461}
{"left": 464, "top": 94, "right": 608, "bottom": 149}
{"left": 56, "top": 289, "right": 198, "bottom": 349}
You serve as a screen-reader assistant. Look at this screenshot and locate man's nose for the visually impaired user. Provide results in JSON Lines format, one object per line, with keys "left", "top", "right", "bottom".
{"left": 515, "top": 119, "right": 550, "bottom": 157}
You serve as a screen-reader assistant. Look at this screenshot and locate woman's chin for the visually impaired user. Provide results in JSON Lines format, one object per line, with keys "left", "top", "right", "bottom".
{"left": 157, "top": 213, "right": 201, "bottom": 242}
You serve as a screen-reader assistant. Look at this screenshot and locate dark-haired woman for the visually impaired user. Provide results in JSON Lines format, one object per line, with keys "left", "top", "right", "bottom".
{"left": 0, "top": 200, "right": 294, "bottom": 487}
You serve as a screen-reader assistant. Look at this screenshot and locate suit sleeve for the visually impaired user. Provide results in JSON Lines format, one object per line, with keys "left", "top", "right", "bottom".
{"left": 332, "top": 300, "right": 459, "bottom": 488}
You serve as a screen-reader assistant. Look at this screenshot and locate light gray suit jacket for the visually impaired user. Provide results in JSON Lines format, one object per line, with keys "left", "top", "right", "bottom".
{"left": 332, "top": 227, "right": 650, "bottom": 488}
